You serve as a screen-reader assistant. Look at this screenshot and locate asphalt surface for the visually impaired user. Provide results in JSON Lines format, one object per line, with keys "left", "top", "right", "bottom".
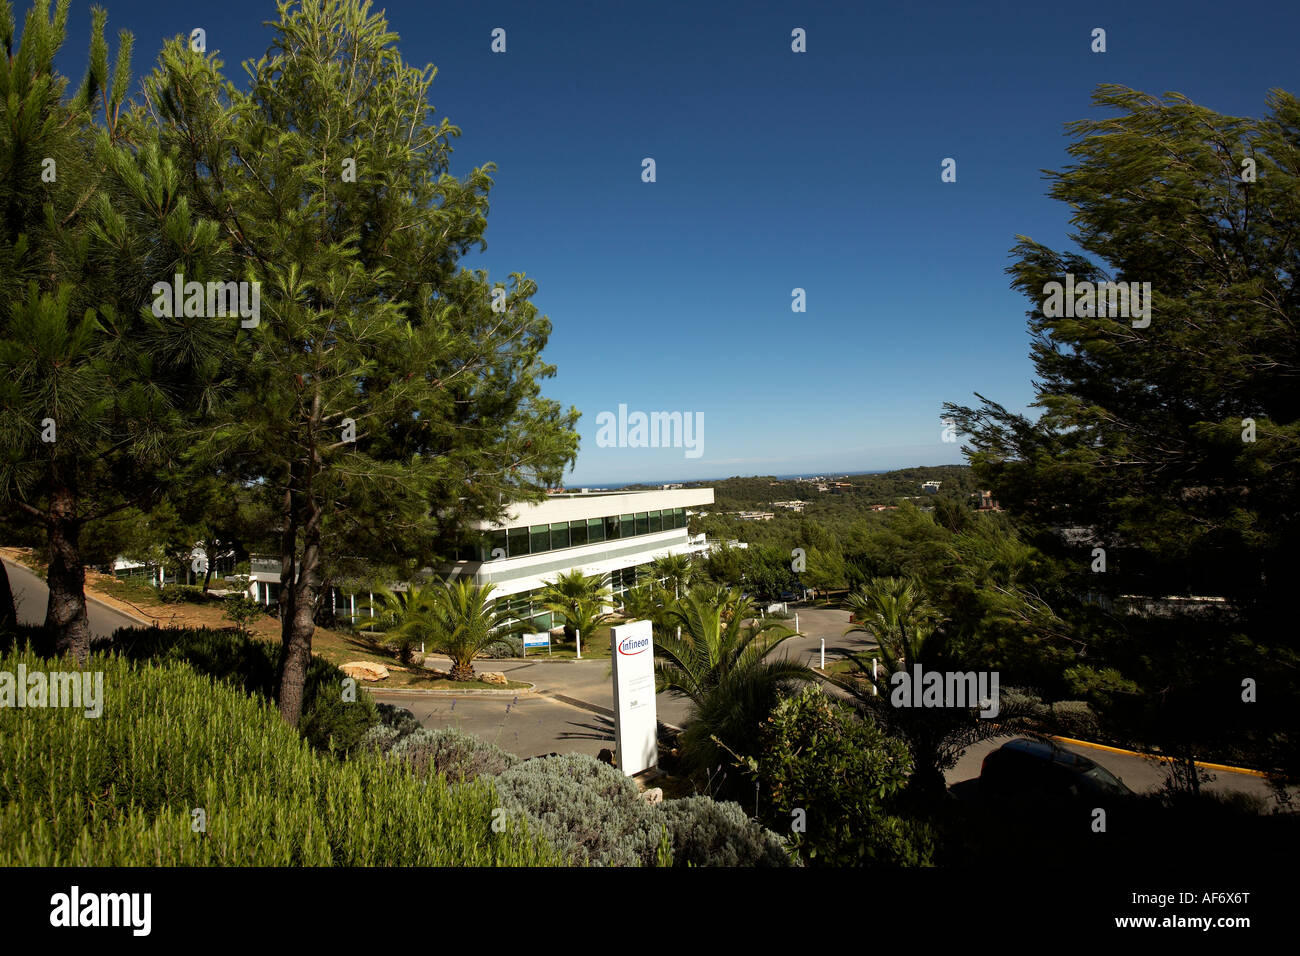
{"left": 4, "top": 557, "right": 145, "bottom": 637}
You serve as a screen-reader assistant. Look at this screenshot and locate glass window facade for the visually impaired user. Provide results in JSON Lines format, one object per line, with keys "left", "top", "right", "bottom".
{"left": 530, "top": 525, "right": 550, "bottom": 554}
{"left": 609, "top": 565, "right": 643, "bottom": 597}
{"left": 496, "top": 588, "right": 553, "bottom": 632}
{"left": 472, "top": 503, "right": 690, "bottom": 561}
{"left": 550, "top": 522, "right": 570, "bottom": 550}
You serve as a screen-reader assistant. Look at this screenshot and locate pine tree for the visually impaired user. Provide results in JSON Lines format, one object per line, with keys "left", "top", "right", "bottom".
{"left": 0, "top": 0, "right": 233, "bottom": 661}
{"left": 137, "top": 0, "right": 579, "bottom": 723}
{"left": 945, "top": 85, "right": 1300, "bottom": 774}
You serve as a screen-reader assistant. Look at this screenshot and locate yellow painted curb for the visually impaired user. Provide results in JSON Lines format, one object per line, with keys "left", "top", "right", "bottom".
{"left": 1050, "top": 735, "right": 1276, "bottom": 779}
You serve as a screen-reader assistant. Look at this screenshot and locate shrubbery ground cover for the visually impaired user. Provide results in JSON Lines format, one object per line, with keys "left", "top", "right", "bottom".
{"left": 0, "top": 645, "right": 556, "bottom": 866}
{"left": 1, "top": 628, "right": 798, "bottom": 866}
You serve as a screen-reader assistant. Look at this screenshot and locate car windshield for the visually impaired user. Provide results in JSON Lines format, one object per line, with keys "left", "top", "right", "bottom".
{"left": 1082, "top": 764, "right": 1126, "bottom": 792}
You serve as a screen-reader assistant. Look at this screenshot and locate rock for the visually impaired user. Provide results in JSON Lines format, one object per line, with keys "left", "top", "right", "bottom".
{"left": 641, "top": 787, "right": 664, "bottom": 806}
{"left": 480, "top": 671, "right": 508, "bottom": 686}
{"left": 340, "top": 661, "right": 389, "bottom": 681}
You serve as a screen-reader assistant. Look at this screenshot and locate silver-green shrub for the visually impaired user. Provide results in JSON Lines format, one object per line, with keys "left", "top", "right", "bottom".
{"left": 493, "top": 754, "right": 663, "bottom": 866}
{"left": 657, "top": 795, "right": 795, "bottom": 867}
{"left": 388, "top": 727, "right": 520, "bottom": 781}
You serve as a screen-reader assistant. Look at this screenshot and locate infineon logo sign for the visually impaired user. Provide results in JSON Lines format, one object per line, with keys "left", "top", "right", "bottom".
{"left": 617, "top": 635, "right": 651, "bottom": 656}
{"left": 610, "top": 620, "right": 657, "bottom": 776}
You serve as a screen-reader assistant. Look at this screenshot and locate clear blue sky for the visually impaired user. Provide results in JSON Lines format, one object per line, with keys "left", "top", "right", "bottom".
{"left": 50, "top": 0, "right": 1300, "bottom": 484}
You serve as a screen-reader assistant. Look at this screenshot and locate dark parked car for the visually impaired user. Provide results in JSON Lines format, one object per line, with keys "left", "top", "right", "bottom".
{"left": 979, "top": 737, "right": 1135, "bottom": 804}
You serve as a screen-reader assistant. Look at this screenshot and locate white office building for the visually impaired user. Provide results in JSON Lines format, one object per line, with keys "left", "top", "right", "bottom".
{"left": 247, "top": 486, "right": 715, "bottom": 631}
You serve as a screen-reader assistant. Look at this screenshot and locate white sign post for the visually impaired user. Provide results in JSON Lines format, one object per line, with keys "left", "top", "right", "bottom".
{"left": 523, "top": 632, "right": 551, "bottom": 657}
{"left": 610, "top": 619, "right": 658, "bottom": 776}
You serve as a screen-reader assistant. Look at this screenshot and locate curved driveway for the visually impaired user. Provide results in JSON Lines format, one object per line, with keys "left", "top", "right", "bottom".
{"left": 3, "top": 557, "right": 148, "bottom": 638}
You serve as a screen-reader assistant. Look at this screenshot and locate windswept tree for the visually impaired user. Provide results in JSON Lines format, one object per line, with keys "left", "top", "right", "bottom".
{"left": 944, "top": 84, "right": 1300, "bottom": 779}
{"left": 135, "top": 0, "right": 579, "bottom": 722}
{"left": 0, "top": 0, "right": 234, "bottom": 661}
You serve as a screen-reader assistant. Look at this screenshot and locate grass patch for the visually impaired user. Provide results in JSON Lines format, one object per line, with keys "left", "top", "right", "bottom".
{"left": 400, "top": 675, "right": 533, "bottom": 692}
{"left": 523, "top": 627, "right": 614, "bottom": 660}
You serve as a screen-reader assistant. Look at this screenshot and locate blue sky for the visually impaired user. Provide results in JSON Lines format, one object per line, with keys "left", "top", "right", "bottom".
{"left": 50, "top": 0, "right": 1300, "bottom": 484}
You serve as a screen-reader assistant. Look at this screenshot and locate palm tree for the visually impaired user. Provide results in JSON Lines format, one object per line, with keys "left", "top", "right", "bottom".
{"left": 425, "top": 579, "right": 519, "bottom": 681}
{"left": 618, "top": 582, "right": 676, "bottom": 638}
{"left": 649, "top": 553, "right": 695, "bottom": 598}
{"left": 656, "top": 584, "right": 815, "bottom": 780}
{"left": 564, "top": 596, "right": 616, "bottom": 652}
{"left": 539, "top": 569, "right": 611, "bottom": 643}
{"left": 359, "top": 580, "right": 442, "bottom": 665}
{"left": 841, "top": 576, "right": 1027, "bottom": 803}
{"left": 844, "top": 577, "right": 943, "bottom": 679}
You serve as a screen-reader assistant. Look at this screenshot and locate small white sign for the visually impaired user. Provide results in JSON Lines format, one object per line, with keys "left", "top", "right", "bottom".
{"left": 610, "top": 620, "right": 658, "bottom": 776}
{"left": 523, "top": 632, "right": 550, "bottom": 648}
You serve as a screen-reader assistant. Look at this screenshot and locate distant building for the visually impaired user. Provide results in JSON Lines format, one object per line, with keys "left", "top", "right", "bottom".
{"left": 249, "top": 487, "right": 716, "bottom": 631}
{"left": 728, "top": 511, "right": 774, "bottom": 521}
{"left": 771, "top": 500, "right": 807, "bottom": 512}
{"left": 921, "top": 480, "right": 942, "bottom": 494}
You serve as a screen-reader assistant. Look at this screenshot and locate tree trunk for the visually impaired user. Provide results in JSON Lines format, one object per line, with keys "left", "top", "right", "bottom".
{"left": 313, "top": 573, "right": 333, "bottom": 627}
{"left": 278, "top": 497, "right": 320, "bottom": 726}
{"left": 46, "top": 486, "right": 91, "bottom": 663}
{"left": 449, "top": 659, "right": 476, "bottom": 681}
{"left": 0, "top": 557, "right": 16, "bottom": 631}
{"left": 278, "top": 480, "right": 297, "bottom": 650}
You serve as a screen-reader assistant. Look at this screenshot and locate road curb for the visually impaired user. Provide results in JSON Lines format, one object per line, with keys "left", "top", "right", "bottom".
{"left": 367, "top": 685, "right": 537, "bottom": 699}
{"left": 1049, "top": 734, "right": 1278, "bottom": 779}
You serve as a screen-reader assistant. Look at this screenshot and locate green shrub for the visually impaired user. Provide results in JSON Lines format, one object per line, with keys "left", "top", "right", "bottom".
{"left": 493, "top": 754, "right": 663, "bottom": 866}
{"left": 658, "top": 795, "right": 795, "bottom": 866}
{"left": 358, "top": 723, "right": 401, "bottom": 755}
{"left": 300, "top": 680, "right": 382, "bottom": 756}
{"left": 0, "top": 623, "right": 56, "bottom": 657}
{"left": 1047, "top": 700, "right": 1100, "bottom": 738}
{"left": 483, "top": 635, "right": 524, "bottom": 659}
{"left": 376, "top": 702, "right": 421, "bottom": 736}
{"left": 754, "top": 686, "right": 935, "bottom": 866}
{"left": 104, "top": 626, "right": 377, "bottom": 754}
{"left": 0, "top": 646, "right": 558, "bottom": 866}
{"left": 222, "top": 597, "right": 265, "bottom": 635}
{"left": 158, "top": 585, "right": 211, "bottom": 605}
{"left": 388, "top": 728, "right": 519, "bottom": 782}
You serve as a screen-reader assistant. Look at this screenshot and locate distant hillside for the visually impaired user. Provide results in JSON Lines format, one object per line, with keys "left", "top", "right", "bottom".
{"left": 660, "top": 465, "right": 977, "bottom": 511}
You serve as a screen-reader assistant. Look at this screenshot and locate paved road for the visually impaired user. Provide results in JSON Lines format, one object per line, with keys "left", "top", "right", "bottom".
{"left": 369, "top": 693, "right": 620, "bottom": 761}
{"left": 405, "top": 653, "right": 695, "bottom": 728}
{"left": 3, "top": 557, "right": 145, "bottom": 638}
